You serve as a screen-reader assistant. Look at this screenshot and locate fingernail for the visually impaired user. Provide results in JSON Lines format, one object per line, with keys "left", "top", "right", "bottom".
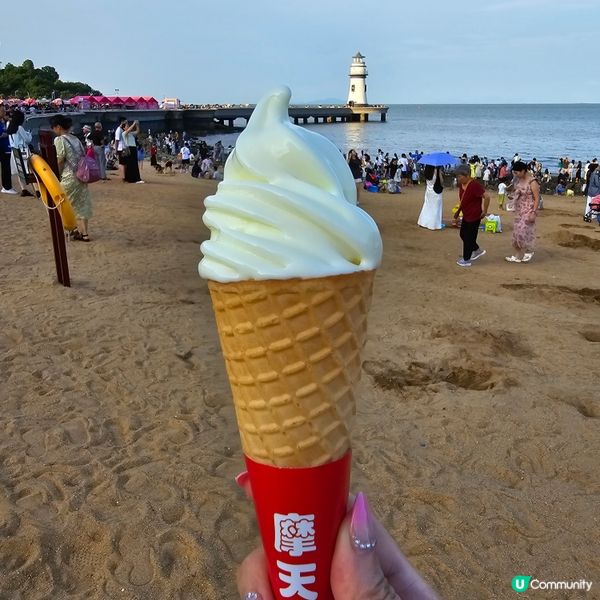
{"left": 235, "top": 471, "right": 249, "bottom": 488}
{"left": 242, "top": 593, "right": 262, "bottom": 600}
{"left": 350, "top": 492, "right": 377, "bottom": 552}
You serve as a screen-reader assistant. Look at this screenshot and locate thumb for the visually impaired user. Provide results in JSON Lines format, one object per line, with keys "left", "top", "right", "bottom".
{"left": 331, "top": 493, "right": 400, "bottom": 600}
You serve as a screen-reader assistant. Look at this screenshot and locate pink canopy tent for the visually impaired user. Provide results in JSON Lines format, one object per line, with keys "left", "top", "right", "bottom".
{"left": 142, "top": 96, "right": 159, "bottom": 109}
{"left": 67, "top": 95, "right": 161, "bottom": 109}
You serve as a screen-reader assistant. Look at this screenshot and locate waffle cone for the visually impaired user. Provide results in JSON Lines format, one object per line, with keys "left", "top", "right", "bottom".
{"left": 208, "top": 271, "right": 375, "bottom": 468}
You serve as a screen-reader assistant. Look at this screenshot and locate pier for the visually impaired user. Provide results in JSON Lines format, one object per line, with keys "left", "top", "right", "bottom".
{"left": 24, "top": 104, "right": 389, "bottom": 138}
{"left": 211, "top": 104, "right": 389, "bottom": 127}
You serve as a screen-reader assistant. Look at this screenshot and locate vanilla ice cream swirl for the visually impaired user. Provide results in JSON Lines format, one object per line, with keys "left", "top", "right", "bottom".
{"left": 198, "top": 86, "right": 383, "bottom": 282}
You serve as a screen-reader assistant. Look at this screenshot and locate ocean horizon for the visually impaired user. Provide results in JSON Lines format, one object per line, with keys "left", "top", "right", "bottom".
{"left": 201, "top": 103, "right": 600, "bottom": 171}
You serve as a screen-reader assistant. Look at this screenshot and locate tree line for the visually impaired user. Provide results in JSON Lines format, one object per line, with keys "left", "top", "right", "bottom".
{"left": 0, "top": 59, "right": 100, "bottom": 99}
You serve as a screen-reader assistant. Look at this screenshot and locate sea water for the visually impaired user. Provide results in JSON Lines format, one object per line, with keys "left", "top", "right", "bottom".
{"left": 202, "top": 104, "right": 600, "bottom": 171}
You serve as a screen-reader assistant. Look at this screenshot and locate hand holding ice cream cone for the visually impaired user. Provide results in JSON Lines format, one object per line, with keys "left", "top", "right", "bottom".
{"left": 200, "top": 85, "right": 382, "bottom": 599}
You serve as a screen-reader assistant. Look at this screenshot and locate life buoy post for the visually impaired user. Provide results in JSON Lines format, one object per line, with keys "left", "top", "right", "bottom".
{"left": 31, "top": 130, "right": 71, "bottom": 287}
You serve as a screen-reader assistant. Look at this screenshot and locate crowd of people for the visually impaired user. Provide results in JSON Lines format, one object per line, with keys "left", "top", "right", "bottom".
{"left": 345, "top": 149, "right": 599, "bottom": 195}
{"left": 2, "top": 104, "right": 598, "bottom": 263}
{"left": 346, "top": 147, "right": 599, "bottom": 268}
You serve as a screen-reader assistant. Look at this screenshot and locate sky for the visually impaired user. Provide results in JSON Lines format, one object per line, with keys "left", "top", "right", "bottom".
{"left": 2, "top": 0, "right": 598, "bottom": 104}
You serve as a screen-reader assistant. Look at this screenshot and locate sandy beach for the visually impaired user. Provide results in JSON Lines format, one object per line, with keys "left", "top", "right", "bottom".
{"left": 1, "top": 169, "right": 599, "bottom": 599}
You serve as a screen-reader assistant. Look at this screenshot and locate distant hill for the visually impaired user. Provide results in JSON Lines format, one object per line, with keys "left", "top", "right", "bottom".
{"left": 0, "top": 59, "right": 100, "bottom": 99}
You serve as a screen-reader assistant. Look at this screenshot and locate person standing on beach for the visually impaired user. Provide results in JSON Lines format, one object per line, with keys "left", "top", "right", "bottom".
{"left": 454, "top": 163, "right": 489, "bottom": 267}
{"left": 180, "top": 143, "right": 191, "bottom": 172}
{"left": 89, "top": 122, "right": 108, "bottom": 180}
{"left": 0, "top": 106, "right": 18, "bottom": 194}
{"left": 347, "top": 149, "right": 363, "bottom": 194}
{"left": 114, "top": 116, "right": 127, "bottom": 181}
{"left": 123, "top": 120, "right": 144, "bottom": 184}
{"left": 505, "top": 160, "right": 540, "bottom": 263}
{"left": 498, "top": 180, "right": 507, "bottom": 209}
{"left": 50, "top": 114, "right": 93, "bottom": 241}
{"left": 584, "top": 163, "right": 600, "bottom": 219}
{"left": 6, "top": 107, "right": 34, "bottom": 196}
{"left": 150, "top": 142, "right": 158, "bottom": 168}
{"left": 417, "top": 165, "right": 444, "bottom": 230}
{"left": 575, "top": 161, "right": 582, "bottom": 184}
{"left": 584, "top": 163, "right": 599, "bottom": 217}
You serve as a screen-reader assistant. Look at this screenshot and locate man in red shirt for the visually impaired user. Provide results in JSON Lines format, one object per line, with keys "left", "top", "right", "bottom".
{"left": 454, "top": 164, "right": 491, "bottom": 267}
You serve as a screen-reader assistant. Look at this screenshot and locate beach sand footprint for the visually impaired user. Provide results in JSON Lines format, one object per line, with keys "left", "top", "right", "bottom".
{"left": 108, "top": 527, "right": 156, "bottom": 588}
{"left": 157, "top": 529, "right": 205, "bottom": 579}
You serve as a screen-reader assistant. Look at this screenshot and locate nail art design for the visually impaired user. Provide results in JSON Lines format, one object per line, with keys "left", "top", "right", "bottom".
{"left": 243, "top": 593, "right": 262, "bottom": 600}
{"left": 350, "top": 492, "right": 377, "bottom": 551}
{"left": 235, "top": 471, "right": 249, "bottom": 488}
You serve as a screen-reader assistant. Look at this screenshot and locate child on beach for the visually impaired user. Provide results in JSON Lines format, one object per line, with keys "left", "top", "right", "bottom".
{"left": 498, "top": 181, "right": 507, "bottom": 209}
{"left": 137, "top": 144, "right": 145, "bottom": 171}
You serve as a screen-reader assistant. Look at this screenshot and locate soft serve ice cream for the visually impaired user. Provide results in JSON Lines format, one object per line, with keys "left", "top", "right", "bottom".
{"left": 198, "top": 85, "right": 382, "bottom": 282}
{"left": 199, "top": 86, "right": 382, "bottom": 600}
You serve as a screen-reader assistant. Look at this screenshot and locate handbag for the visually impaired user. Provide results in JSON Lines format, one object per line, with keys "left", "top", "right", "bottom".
{"left": 64, "top": 136, "right": 101, "bottom": 184}
{"left": 76, "top": 154, "right": 101, "bottom": 183}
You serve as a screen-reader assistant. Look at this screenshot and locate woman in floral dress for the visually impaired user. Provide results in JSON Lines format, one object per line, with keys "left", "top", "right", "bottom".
{"left": 50, "top": 115, "right": 92, "bottom": 241}
{"left": 505, "top": 161, "right": 540, "bottom": 263}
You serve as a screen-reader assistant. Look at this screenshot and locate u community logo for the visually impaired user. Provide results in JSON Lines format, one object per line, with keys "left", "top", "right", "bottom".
{"left": 512, "top": 576, "right": 531, "bottom": 592}
{"left": 512, "top": 575, "right": 593, "bottom": 593}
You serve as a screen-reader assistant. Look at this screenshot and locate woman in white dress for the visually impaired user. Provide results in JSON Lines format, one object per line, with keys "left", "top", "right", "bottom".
{"left": 417, "top": 165, "right": 444, "bottom": 230}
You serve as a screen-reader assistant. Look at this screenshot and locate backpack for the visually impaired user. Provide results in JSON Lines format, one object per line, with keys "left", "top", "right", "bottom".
{"left": 64, "top": 136, "right": 101, "bottom": 184}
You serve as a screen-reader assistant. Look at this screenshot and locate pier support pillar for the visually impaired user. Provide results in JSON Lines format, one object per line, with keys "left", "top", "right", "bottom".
{"left": 381, "top": 112, "right": 386, "bottom": 122}
{"left": 360, "top": 113, "right": 368, "bottom": 122}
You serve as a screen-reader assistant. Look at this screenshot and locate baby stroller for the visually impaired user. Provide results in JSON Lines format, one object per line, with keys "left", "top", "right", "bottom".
{"left": 583, "top": 194, "right": 600, "bottom": 223}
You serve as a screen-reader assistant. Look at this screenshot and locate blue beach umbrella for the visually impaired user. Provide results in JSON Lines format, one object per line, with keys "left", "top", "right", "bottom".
{"left": 417, "top": 152, "right": 461, "bottom": 167}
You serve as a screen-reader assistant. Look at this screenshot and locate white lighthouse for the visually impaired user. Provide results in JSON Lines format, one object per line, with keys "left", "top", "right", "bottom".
{"left": 347, "top": 51, "right": 368, "bottom": 106}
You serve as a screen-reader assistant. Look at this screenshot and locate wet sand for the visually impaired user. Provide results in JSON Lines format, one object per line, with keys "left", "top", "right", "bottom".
{"left": 1, "top": 169, "right": 599, "bottom": 599}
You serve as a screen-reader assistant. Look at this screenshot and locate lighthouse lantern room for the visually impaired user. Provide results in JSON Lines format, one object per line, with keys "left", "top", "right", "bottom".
{"left": 347, "top": 51, "right": 368, "bottom": 106}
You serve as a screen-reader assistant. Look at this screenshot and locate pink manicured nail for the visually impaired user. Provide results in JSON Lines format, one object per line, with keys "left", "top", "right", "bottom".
{"left": 235, "top": 471, "right": 249, "bottom": 488}
{"left": 350, "top": 492, "right": 377, "bottom": 552}
{"left": 243, "top": 593, "right": 262, "bottom": 600}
